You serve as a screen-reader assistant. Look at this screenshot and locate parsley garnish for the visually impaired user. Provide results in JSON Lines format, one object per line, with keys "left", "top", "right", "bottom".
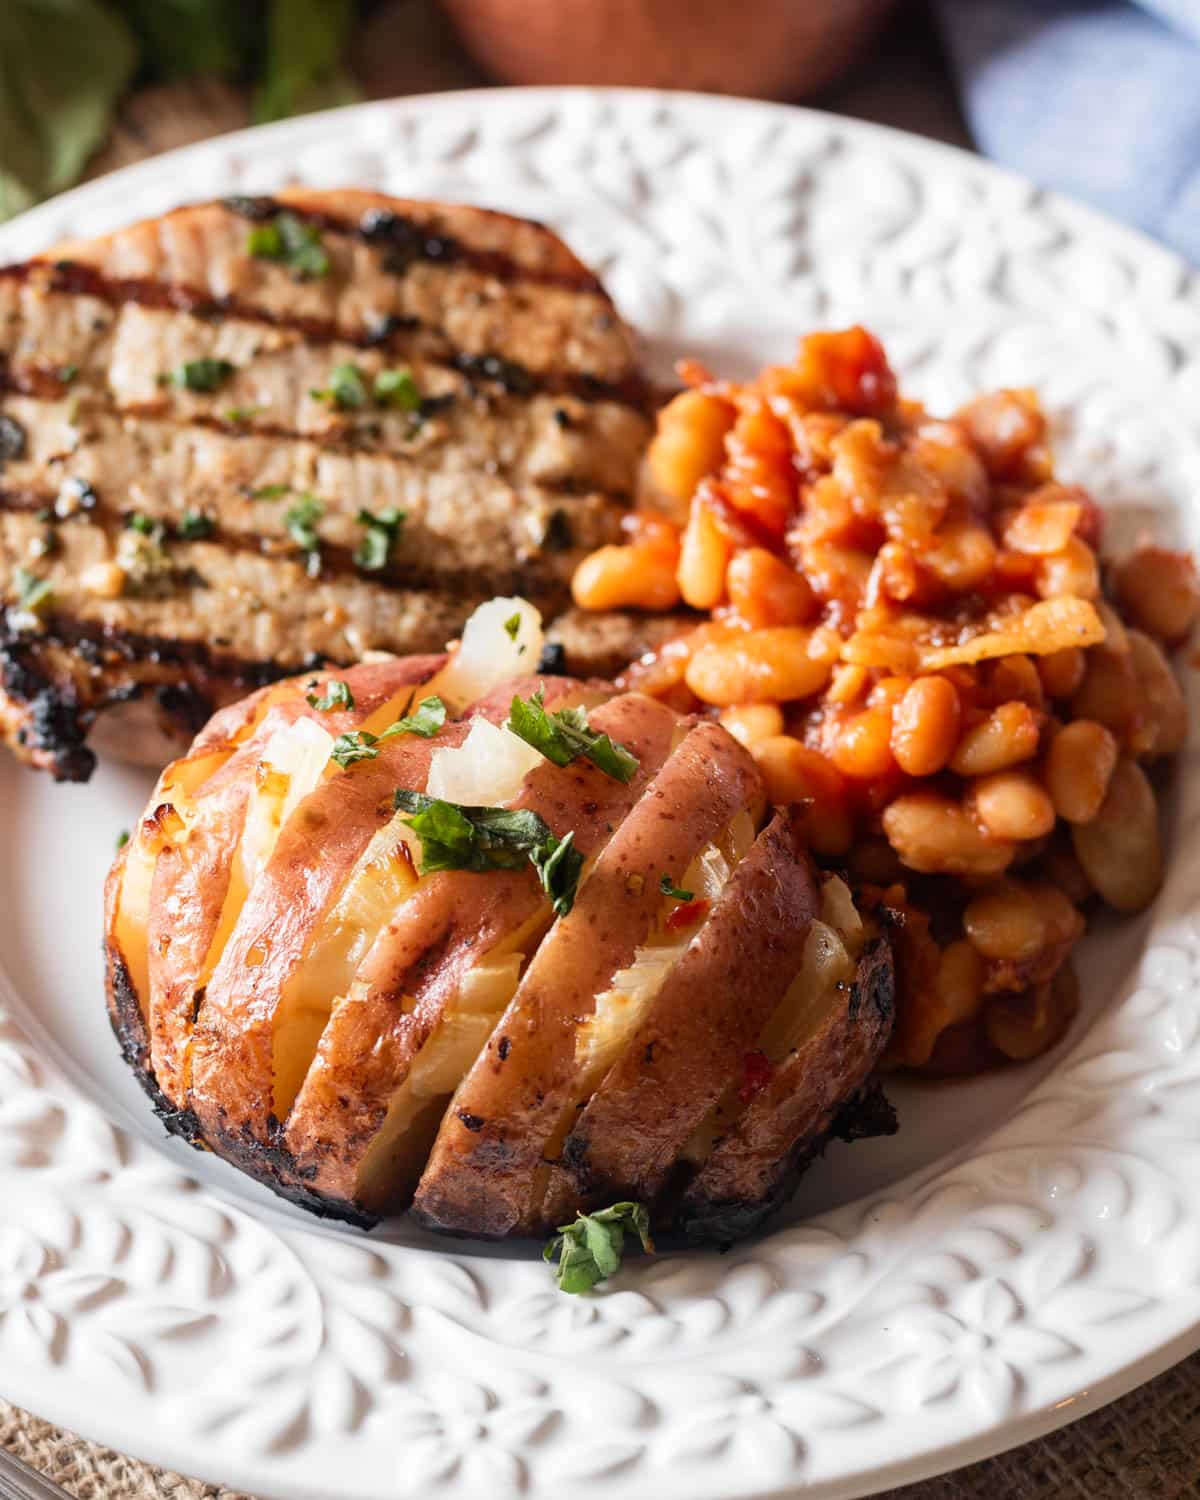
{"left": 353, "top": 506, "right": 406, "bottom": 572}
{"left": 115, "top": 829, "right": 130, "bottom": 852}
{"left": 250, "top": 483, "right": 290, "bottom": 501}
{"left": 659, "top": 874, "right": 694, "bottom": 902}
{"left": 503, "top": 611, "right": 521, "bottom": 641}
{"left": 170, "top": 358, "right": 236, "bottom": 393}
{"left": 126, "top": 511, "right": 165, "bottom": 543}
{"left": 225, "top": 405, "right": 264, "bottom": 424}
{"left": 312, "top": 364, "right": 425, "bottom": 418}
{"left": 13, "top": 566, "right": 54, "bottom": 616}
{"left": 285, "top": 495, "right": 323, "bottom": 574}
{"left": 543, "top": 1203, "right": 653, "bottom": 1294}
{"left": 177, "top": 510, "right": 214, "bottom": 541}
{"left": 530, "top": 830, "right": 581, "bottom": 917}
{"left": 58, "top": 364, "right": 78, "bottom": 384}
{"left": 506, "top": 688, "right": 639, "bottom": 784}
{"left": 329, "top": 696, "right": 446, "bottom": 767}
{"left": 394, "top": 790, "right": 583, "bottom": 915}
{"left": 311, "top": 362, "right": 369, "bottom": 410}
{"left": 247, "top": 212, "right": 330, "bottom": 278}
{"left": 307, "top": 679, "right": 355, "bottom": 712}
{"left": 373, "top": 367, "right": 422, "bottom": 411}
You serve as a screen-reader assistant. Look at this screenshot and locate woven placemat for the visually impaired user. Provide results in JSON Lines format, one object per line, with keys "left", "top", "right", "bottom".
{"left": 6, "top": 3, "right": 1198, "bottom": 1495}
{"left": 6, "top": 1351, "right": 1200, "bottom": 1499}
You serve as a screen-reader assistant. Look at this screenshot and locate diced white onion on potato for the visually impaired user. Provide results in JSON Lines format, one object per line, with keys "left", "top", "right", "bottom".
{"left": 692, "top": 843, "right": 733, "bottom": 902}
{"left": 240, "top": 717, "right": 335, "bottom": 888}
{"left": 430, "top": 596, "right": 544, "bottom": 710}
{"left": 426, "top": 718, "right": 543, "bottom": 806}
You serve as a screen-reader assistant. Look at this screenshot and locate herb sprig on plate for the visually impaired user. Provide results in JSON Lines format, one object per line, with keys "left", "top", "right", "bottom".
{"left": 543, "top": 1203, "right": 654, "bottom": 1294}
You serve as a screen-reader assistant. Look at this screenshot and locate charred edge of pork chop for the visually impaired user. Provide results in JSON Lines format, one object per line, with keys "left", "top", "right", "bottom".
{"left": 0, "top": 617, "right": 308, "bottom": 780}
{"left": 544, "top": 606, "right": 702, "bottom": 682}
{"left": 221, "top": 193, "right": 608, "bottom": 294}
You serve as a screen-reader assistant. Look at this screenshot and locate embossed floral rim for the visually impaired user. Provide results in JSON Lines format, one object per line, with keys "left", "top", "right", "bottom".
{"left": 2, "top": 88, "right": 1200, "bottom": 1500}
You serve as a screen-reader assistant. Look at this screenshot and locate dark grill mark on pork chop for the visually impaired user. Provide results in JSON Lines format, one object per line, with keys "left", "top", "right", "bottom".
{"left": 0, "top": 264, "right": 648, "bottom": 411}
{"left": 0, "top": 192, "right": 650, "bottom": 778}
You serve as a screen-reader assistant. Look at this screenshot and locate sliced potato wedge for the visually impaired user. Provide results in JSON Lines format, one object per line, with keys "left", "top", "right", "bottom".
{"left": 543, "top": 810, "right": 820, "bottom": 1221}
{"left": 678, "top": 936, "right": 895, "bottom": 1243}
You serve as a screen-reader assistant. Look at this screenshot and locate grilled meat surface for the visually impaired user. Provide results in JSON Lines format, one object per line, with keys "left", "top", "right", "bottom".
{"left": 0, "top": 190, "right": 652, "bottom": 778}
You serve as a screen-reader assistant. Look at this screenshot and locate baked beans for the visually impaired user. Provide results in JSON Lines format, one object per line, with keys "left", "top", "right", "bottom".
{"left": 574, "top": 327, "right": 1191, "bottom": 1075}
{"left": 949, "top": 702, "right": 1042, "bottom": 777}
{"left": 1113, "top": 545, "right": 1200, "bottom": 643}
{"left": 1043, "top": 719, "right": 1117, "bottom": 823}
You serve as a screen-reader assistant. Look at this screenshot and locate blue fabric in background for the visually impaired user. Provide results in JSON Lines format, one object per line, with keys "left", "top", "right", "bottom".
{"left": 936, "top": 0, "right": 1200, "bottom": 262}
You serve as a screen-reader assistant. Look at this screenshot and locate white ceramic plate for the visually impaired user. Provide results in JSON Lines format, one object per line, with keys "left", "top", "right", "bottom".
{"left": 2, "top": 88, "right": 1200, "bottom": 1500}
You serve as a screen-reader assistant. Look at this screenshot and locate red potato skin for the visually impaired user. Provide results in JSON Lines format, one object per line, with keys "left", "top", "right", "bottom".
{"left": 678, "top": 937, "right": 896, "bottom": 1245}
{"left": 411, "top": 720, "right": 764, "bottom": 1239}
{"left": 105, "top": 656, "right": 443, "bottom": 1128}
{"left": 143, "top": 655, "right": 446, "bottom": 1109}
{"left": 283, "top": 691, "right": 682, "bottom": 1210}
{"left": 104, "top": 847, "right": 158, "bottom": 1103}
{"left": 542, "top": 809, "right": 820, "bottom": 1223}
{"left": 146, "top": 698, "right": 319, "bottom": 1106}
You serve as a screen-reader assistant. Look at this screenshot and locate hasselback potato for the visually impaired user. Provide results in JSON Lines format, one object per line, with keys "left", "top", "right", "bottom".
{"left": 105, "top": 599, "right": 896, "bottom": 1241}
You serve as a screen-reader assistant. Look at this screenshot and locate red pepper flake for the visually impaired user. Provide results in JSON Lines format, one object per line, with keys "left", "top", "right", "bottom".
{"left": 739, "top": 1049, "right": 775, "bottom": 1105}
{"left": 664, "top": 896, "right": 710, "bottom": 932}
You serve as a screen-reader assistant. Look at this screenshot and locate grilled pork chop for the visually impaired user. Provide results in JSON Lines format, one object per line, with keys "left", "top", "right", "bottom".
{"left": 0, "top": 190, "right": 653, "bottom": 779}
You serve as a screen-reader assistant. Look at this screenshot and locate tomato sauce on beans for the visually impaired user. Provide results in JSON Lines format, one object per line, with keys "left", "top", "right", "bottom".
{"left": 571, "top": 328, "right": 1199, "bottom": 1076}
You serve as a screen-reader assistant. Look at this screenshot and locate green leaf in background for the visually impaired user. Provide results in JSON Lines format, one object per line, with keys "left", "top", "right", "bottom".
{"left": 0, "top": 0, "right": 366, "bottom": 226}
{"left": 121, "top": 0, "right": 258, "bottom": 81}
{"left": 255, "top": 0, "right": 359, "bottom": 123}
{"left": 0, "top": 0, "right": 138, "bottom": 218}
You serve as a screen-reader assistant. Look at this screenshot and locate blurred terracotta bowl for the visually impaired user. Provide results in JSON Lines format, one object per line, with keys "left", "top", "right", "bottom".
{"left": 439, "top": 0, "right": 898, "bottom": 99}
